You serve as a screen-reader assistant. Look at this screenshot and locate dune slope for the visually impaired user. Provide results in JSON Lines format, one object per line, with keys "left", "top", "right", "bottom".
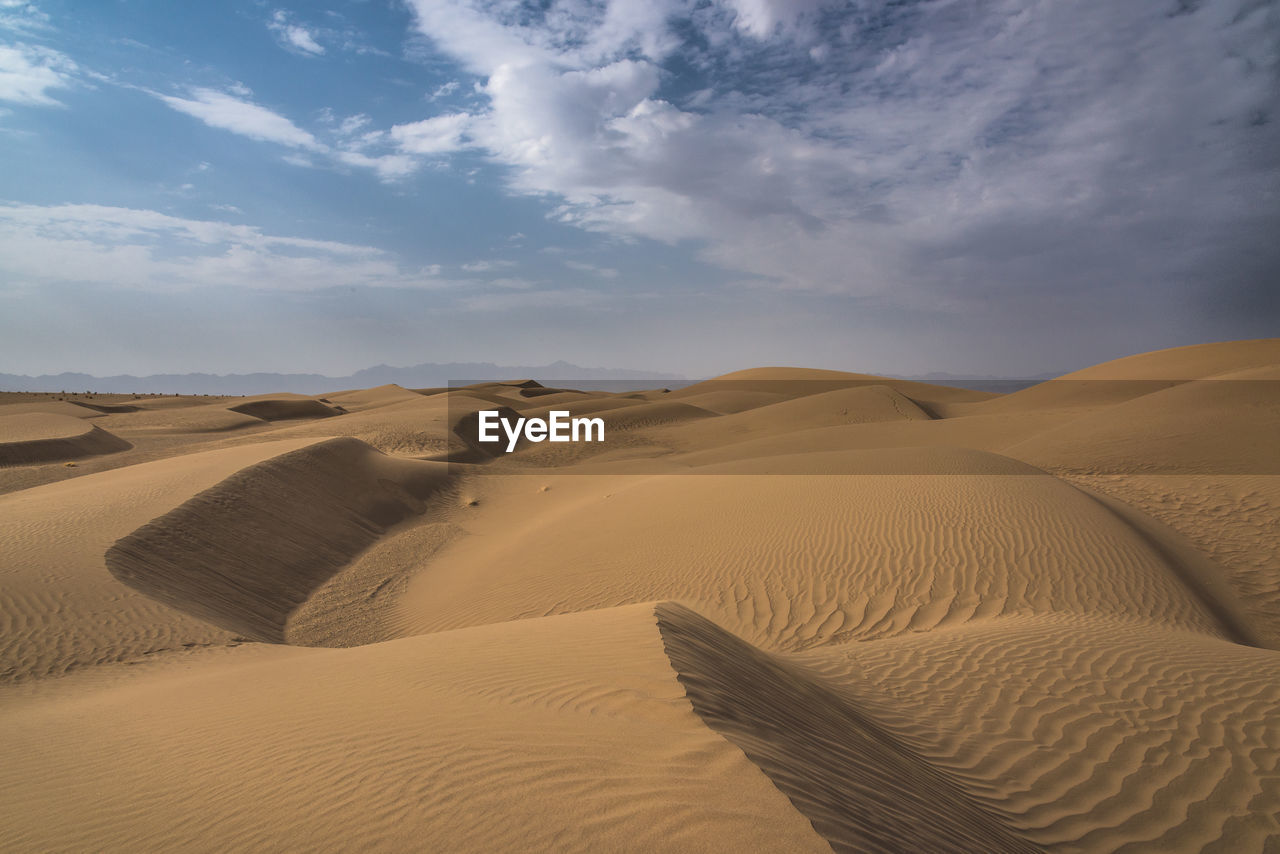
{"left": 0, "top": 438, "right": 323, "bottom": 683}
{"left": 397, "top": 447, "right": 1236, "bottom": 652}
{"left": 106, "top": 438, "right": 452, "bottom": 642}
{"left": 0, "top": 605, "right": 831, "bottom": 853}
{"left": 0, "top": 412, "right": 131, "bottom": 465}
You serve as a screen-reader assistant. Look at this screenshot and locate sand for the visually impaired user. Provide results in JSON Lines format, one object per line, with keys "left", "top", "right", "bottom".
{"left": 0, "top": 339, "right": 1277, "bottom": 852}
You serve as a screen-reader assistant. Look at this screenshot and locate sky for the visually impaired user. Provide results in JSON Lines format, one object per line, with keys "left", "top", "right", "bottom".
{"left": 0, "top": 0, "right": 1277, "bottom": 379}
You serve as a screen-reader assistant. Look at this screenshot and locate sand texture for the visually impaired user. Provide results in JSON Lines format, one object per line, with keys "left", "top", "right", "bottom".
{"left": 1, "top": 339, "right": 1278, "bottom": 852}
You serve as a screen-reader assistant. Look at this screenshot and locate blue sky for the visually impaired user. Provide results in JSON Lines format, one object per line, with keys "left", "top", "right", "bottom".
{"left": 1, "top": 0, "right": 1277, "bottom": 378}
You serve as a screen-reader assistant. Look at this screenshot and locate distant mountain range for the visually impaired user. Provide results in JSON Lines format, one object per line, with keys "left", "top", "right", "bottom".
{"left": 0, "top": 363, "right": 1062, "bottom": 396}
{"left": 0, "top": 361, "right": 686, "bottom": 396}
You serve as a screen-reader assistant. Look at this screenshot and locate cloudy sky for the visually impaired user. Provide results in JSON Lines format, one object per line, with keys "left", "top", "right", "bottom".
{"left": 1, "top": 0, "right": 1276, "bottom": 379}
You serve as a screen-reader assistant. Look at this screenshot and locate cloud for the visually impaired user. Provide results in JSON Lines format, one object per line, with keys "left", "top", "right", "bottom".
{"left": 336, "top": 150, "right": 419, "bottom": 180}
{"left": 336, "top": 113, "right": 370, "bottom": 136}
{"left": 718, "top": 0, "right": 833, "bottom": 40}
{"left": 0, "top": 42, "right": 76, "bottom": 105}
{"left": 157, "top": 87, "right": 323, "bottom": 150}
{"left": 431, "top": 80, "right": 460, "bottom": 99}
{"left": 0, "top": 202, "right": 442, "bottom": 291}
{"left": 0, "top": 0, "right": 50, "bottom": 35}
{"left": 152, "top": 84, "right": 473, "bottom": 181}
{"left": 390, "top": 112, "right": 471, "bottom": 155}
{"left": 269, "top": 10, "right": 325, "bottom": 56}
{"left": 395, "top": 0, "right": 1279, "bottom": 329}
{"left": 460, "top": 259, "right": 516, "bottom": 272}
{"left": 564, "top": 260, "right": 619, "bottom": 279}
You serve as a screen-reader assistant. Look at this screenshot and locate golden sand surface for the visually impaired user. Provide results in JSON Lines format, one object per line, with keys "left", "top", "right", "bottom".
{"left": 2, "top": 339, "right": 1278, "bottom": 852}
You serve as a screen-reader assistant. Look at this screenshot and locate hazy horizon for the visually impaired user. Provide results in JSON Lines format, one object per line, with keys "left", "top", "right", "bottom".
{"left": 2, "top": 0, "right": 1277, "bottom": 378}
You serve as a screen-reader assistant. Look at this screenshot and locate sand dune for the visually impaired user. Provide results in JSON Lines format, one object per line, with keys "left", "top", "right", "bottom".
{"left": 798, "top": 613, "right": 1280, "bottom": 852}
{"left": 657, "top": 602, "right": 1038, "bottom": 853}
{"left": 969, "top": 339, "right": 1280, "bottom": 416}
{"left": 1004, "top": 367, "right": 1280, "bottom": 475}
{"left": 106, "top": 438, "right": 452, "bottom": 641}
{"left": 1, "top": 338, "right": 1277, "bottom": 851}
{"left": 323, "top": 383, "right": 428, "bottom": 409}
{"left": 1055, "top": 338, "right": 1280, "bottom": 381}
{"left": 0, "top": 438, "right": 323, "bottom": 682}
{"left": 95, "top": 401, "right": 268, "bottom": 434}
{"left": 229, "top": 397, "right": 345, "bottom": 421}
{"left": 1066, "top": 474, "right": 1280, "bottom": 648}
{"left": 0, "top": 400, "right": 116, "bottom": 419}
{"left": 0, "top": 605, "right": 829, "bottom": 853}
{"left": 0, "top": 412, "right": 131, "bottom": 466}
{"left": 644, "top": 384, "right": 931, "bottom": 454}
{"left": 394, "top": 447, "right": 1241, "bottom": 652}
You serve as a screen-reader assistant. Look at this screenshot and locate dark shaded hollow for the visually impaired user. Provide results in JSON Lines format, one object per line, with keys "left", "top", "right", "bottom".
{"left": 105, "top": 438, "right": 451, "bottom": 642}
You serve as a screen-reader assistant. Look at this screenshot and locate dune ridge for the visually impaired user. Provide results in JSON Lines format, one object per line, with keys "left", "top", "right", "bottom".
{"left": 797, "top": 613, "right": 1280, "bottom": 852}
{"left": 655, "top": 601, "right": 1041, "bottom": 853}
{"left": 0, "top": 438, "right": 324, "bottom": 683}
{"left": 0, "top": 412, "right": 131, "bottom": 466}
{"left": 396, "top": 447, "right": 1238, "bottom": 653}
{"left": 105, "top": 437, "right": 452, "bottom": 642}
{"left": 228, "top": 397, "right": 345, "bottom": 421}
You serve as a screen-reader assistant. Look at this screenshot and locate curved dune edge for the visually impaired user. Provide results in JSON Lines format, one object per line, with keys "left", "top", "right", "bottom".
{"left": 654, "top": 602, "right": 1040, "bottom": 853}
{"left": 228, "top": 398, "right": 345, "bottom": 421}
{"left": 0, "top": 604, "right": 832, "bottom": 853}
{"left": 1068, "top": 481, "right": 1274, "bottom": 649}
{"left": 106, "top": 437, "right": 453, "bottom": 642}
{"left": 0, "top": 419, "right": 132, "bottom": 466}
{"left": 396, "top": 447, "right": 1237, "bottom": 654}
{"left": 658, "top": 602, "right": 1280, "bottom": 852}
{"left": 796, "top": 612, "right": 1280, "bottom": 852}
{"left": 1066, "top": 473, "right": 1280, "bottom": 647}
{"left": 0, "top": 438, "right": 328, "bottom": 684}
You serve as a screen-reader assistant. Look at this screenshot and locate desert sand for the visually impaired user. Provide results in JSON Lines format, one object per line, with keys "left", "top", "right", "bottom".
{"left": 1, "top": 339, "right": 1278, "bottom": 852}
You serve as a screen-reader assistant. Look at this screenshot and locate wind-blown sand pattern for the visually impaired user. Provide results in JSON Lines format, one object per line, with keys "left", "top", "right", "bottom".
{"left": 1, "top": 339, "right": 1278, "bottom": 852}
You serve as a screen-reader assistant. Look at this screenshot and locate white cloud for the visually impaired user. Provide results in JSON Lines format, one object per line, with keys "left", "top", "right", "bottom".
{"left": 336, "top": 150, "right": 419, "bottom": 180}
{"left": 337, "top": 113, "right": 371, "bottom": 136}
{"left": 269, "top": 10, "right": 325, "bottom": 56}
{"left": 460, "top": 259, "right": 516, "bottom": 272}
{"left": 430, "top": 80, "right": 460, "bottom": 99}
{"left": 564, "top": 260, "right": 618, "bottom": 279}
{"left": 157, "top": 87, "right": 323, "bottom": 150}
{"left": 152, "top": 85, "right": 469, "bottom": 181}
{"left": 0, "top": 0, "right": 50, "bottom": 35}
{"left": 0, "top": 42, "right": 75, "bottom": 105}
{"left": 0, "top": 202, "right": 442, "bottom": 291}
{"left": 390, "top": 112, "right": 471, "bottom": 155}
{"left": 400, "top": 0, "right": 1280, "bottom": 313}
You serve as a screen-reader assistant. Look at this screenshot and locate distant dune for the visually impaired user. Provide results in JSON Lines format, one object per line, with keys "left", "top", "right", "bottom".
{"left": 0, "top": 412, "right": 131, "bottom": 466}
{"left": 1, "top": 339, "right": 1278, "bottom": 852}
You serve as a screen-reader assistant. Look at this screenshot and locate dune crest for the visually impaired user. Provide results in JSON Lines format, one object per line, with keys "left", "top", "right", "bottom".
{"left": 0, "top": 412, "right": 131, "bottom": 466}
{"left": 656, "top": 602, "right": 1040, "bottom": 853}
{"left": 106, "top": 438, "right": 452, "bottom": 642}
